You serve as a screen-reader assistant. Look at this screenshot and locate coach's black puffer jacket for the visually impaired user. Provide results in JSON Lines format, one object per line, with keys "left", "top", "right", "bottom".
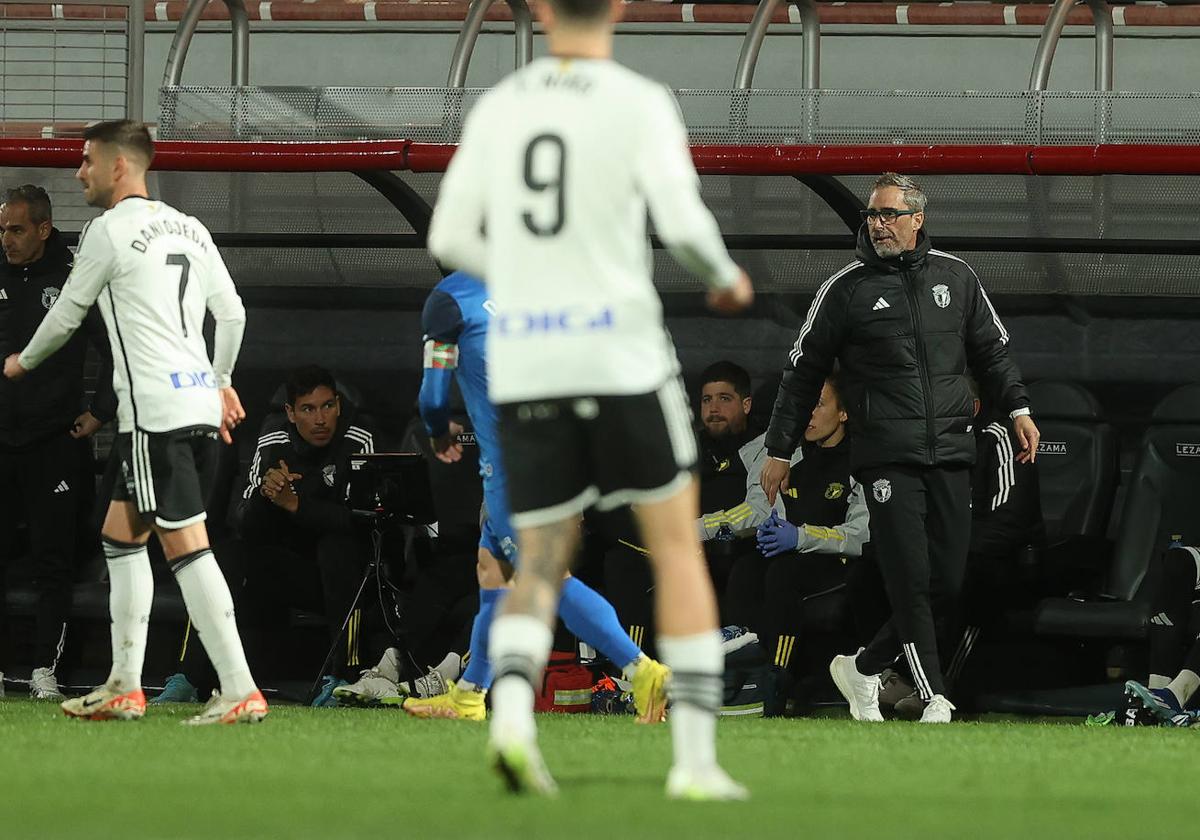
{"left": 765, "top": 227, "right": 1029, "bottom": 471}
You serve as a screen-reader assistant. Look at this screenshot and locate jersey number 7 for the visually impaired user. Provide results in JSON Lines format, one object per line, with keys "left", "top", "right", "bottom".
{"left": 166, "top": 253, "right": 192, "bottom": 337}
{"left": 522, "top": 133, "right": 567, "bottom": 237}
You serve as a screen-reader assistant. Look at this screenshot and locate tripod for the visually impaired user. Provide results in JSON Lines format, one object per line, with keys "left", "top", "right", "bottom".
{"left": 307, "top": 510, "right": 422, "bottom": 703}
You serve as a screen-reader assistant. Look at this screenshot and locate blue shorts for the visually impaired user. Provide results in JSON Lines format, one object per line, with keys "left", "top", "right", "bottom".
{"left": 478, "top": 459, "right": 518, "bottom": 564}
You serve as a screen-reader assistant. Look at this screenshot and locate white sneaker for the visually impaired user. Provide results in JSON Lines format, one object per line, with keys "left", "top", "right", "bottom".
{"left": 334, "top": 668, "right": 401, "bottom": 706}
{"left": 30, "top": 667, "right": 64, "bottom": 700}
{"left": 919, "top": 694, "right": 955, "bottom": 723}
{"left": 666, "top": 765, "right": 750, "bottom": 801}
{"left": 830, "top": 653, "right": 884, "bottom": 722}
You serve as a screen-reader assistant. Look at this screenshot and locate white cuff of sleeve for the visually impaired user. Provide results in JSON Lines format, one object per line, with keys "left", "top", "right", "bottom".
{"left": 769, "top": 455, "right": 791, "bottom": 464}
{"left": 216, "top": 373, "right": 233, "bottom": 388}
{"left": 1009, "top": 407, "right": 1031, "bottom": 419}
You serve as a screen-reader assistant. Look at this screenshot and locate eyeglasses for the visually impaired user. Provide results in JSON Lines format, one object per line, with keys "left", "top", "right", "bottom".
{"left": 860, "top": 208, "right": 920, "bottom": 224}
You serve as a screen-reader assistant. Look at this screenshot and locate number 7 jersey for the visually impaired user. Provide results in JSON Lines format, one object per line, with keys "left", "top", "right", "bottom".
{"left": 20, "top": 197, "right": 245, "bottom": 434}
{"left": 428, "top": 57, "right": 740, "bottom": 404}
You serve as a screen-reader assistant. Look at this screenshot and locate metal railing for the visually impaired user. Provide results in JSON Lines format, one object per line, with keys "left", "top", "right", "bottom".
{"left": 0, "top": 0, "right": 145, "bottom": 131}
{"left": 162, "top": 0, "right": 249, "bottom": 87}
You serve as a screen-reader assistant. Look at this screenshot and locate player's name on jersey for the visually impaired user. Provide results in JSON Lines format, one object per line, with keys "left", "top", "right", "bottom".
{"left": 130, "top": 217, "right": 209, "bottom": 254}
{"left": 537, "top": 70, "right": 593, "bottom": 94}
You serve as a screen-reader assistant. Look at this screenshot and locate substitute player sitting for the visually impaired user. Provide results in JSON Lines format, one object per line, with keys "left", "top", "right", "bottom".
{"left": 2, "top": 120, "right": 266, "bottom": 725}
{"left": 427, "top": 0, "right": 753, "bottom": 799}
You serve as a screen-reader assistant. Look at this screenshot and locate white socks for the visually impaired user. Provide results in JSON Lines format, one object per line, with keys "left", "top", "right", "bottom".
{"left": 103, "top": 539, "right": 154, "bottom": 693}
{"left": 658, "top": 631, "right": 724, "bottom": 773}
{"left": 1168, "top": 669, "right": 1200, "bottom": 706}
{"left": 171, "top": 549, "right": 257, "bottom": 699}
{"left": 488, "top": 614, "right": 553, "bottom": 744}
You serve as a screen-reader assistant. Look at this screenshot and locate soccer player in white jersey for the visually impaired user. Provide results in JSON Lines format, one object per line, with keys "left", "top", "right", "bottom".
{"left": 426, "top": 0, "right": 754, "bottom": 800}
{"left": 2, "top": 120, "right": 267, "bottom": 725}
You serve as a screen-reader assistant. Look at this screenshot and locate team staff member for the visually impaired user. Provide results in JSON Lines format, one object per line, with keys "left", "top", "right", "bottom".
{"left": 0, "top": 185, "right": 115, "bottom": 700}
{"left": 761, "top": 172, "right": 1040, "bottom": 723}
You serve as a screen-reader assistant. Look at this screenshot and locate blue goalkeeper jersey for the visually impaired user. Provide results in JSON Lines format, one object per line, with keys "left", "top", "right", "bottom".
{"left": 419, "top": 272, "right": 513, "bottom": 554}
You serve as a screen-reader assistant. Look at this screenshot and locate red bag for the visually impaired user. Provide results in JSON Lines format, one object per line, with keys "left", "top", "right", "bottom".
{"left": 533, "top": 651, "right": 593, "bottom": 713}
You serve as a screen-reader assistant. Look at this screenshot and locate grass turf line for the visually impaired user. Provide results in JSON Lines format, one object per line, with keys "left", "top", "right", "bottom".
{"left": 0, "top": 699, "right": 1192, "bottom": 839}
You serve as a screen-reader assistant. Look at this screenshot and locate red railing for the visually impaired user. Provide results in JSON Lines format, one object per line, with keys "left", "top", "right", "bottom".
{"left": 5, "top": 138, "right": 1200, "bottom": 176}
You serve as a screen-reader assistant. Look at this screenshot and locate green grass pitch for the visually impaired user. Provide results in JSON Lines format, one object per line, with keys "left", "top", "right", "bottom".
{"left": 0, "top": 699, "right": 1192, "bottom": 839}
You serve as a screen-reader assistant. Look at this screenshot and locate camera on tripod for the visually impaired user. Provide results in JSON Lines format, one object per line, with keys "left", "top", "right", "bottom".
{"left": 347, "top": 453, "right": 437, "bottom": 526}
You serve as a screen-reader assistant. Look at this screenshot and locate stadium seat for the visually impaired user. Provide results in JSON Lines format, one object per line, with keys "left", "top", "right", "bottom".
{"left": 1034, "top": 383, "right": 1200, "bottom": 641}
{"left": 1026, "top": 380, "right": 1118, "bottom": 541}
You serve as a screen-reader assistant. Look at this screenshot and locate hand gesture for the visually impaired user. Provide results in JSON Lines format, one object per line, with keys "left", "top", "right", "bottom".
{"left": 218, "top": 386, "right": 246, "bottom": 445}
{"left": 431, "top": 420, "right": 466, "bottom": 464}
{"left": 3, "top": 353, "right": 27, "bottom": 381}
{"left": 756, "top": 511, "right": 800, "bottom": 558}
{"left": 261, "top": 459, "right": 302, "bottom": 513}
{"left": 1014, "top": 414, "right": 1041, "bottom": 464}
{"left": 760, "top": 456, "right": 791, "bottom": 506}
{"left": 70, "top": 411, "right": 103, "bottom": 439}
{"left": 706, "top": 270, "right": 754, "bottom": 315}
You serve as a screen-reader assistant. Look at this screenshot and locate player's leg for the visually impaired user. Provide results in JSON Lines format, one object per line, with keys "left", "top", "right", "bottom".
{"left": 488, "top": 517, "right": 577, "bottom": 795}
{"left": 919, "top": 467, "right": 971, "bottom": 722}
{"left": 486, "top": 398, "right": 594, "bottom": 796}
{"left": 61, "top": 432, "right": 153, "bottom": 721}
{"left": 601, "top": 379, "right": 744, "bottom": 800}
{"left": 842, "top": 466, "right": 929, "bottom": 722}
{"left": 60, "top": 499, "right": 152, "bottom": 720}
{"left": 630, "top": 481, "right": 745, "bottom": 800}
{"left": 1126, "top": 546, "right": 1200, "bottom": 724}
{"left": 150, "top": 429, "right": 265, "bottom": 725}
{"left": 399, "top": 540, "right": 506, "bottom": 719}
{"left": 26, "top": 434, "right": 86, "bottom": 699}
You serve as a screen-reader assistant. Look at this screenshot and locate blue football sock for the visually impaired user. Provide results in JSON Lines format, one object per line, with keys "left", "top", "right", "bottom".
{"left": 559, "top": 577, "right": 641, "bottom": 670}
{"left": 461, "top": 588, "right": 503, "bottom": 689}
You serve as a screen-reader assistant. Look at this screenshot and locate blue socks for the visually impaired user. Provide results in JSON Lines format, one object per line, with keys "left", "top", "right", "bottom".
{"left": 559, "top": 577, "right": 641, "bottom": 670}
{"left": 461, "top": 588, "right": 503, "bottom": 689}
{"left": 461, "top": 579, "right": 641, "bottom": 691}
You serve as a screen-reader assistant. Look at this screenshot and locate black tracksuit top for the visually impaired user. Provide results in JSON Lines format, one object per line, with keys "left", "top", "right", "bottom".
{"left": 0, "top": 229, "right": 115, "bottom": 447}
{"left": 766, "top": 227, "right": 1029, "bottom": 472}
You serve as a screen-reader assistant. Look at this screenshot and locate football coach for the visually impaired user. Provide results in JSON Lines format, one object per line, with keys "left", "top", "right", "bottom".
{"left": 760, "top": 173, "right": 1040, "bottom": 723}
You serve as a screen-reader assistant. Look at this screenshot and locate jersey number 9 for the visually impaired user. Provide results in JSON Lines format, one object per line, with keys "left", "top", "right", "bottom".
{"left": 521, "top": 134, "right": 566, "bottom": 237}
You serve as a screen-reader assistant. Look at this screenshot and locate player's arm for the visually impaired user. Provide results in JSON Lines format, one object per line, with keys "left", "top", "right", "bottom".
{"left": 9, "top": 221, "right": 113, "bottom": 377}
{"left": 79, "top": 305, "right": 117, "bottom": 430}
{"left": 635, "top": 86, "right": 750, "bottom": 311}
{"left": 795, "top": 480, "right": 870, "bottom": 557}
{"left": 729, "top": 434, "right": 793, "bottom": 537}
{"left": 202, "top": 245, "right": 248, "bottom": 442}
{"left": 232, "top": 431, "right": 282, "bottom": 537}
{"left": 418, "top": 288, "right": 465, "bottom": 462}
{"left": 427, "top": 106, "right": 489, "bottom": 276}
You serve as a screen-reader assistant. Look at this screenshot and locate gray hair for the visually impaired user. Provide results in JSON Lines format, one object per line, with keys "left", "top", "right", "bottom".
{"left": 3, "top": 184, "right": 52, "bottom": 224}
{"left": 871, "top": 172, "right": 927, "bottom": 213}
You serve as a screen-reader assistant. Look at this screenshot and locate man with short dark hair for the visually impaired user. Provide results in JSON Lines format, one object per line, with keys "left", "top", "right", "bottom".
{"left": 0, "top": 184, "right": 116, "bottom": 699}
{"left": 4, "top": 120, "right": 264, "bottom": 724}
{"left": 761, "top": 172, "right": 1040, "bottom": 723}
{"left": 232, "top": 365, "right": 377, "bottom": 704}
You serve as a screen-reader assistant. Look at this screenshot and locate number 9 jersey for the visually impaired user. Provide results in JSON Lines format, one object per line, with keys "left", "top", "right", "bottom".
{"left": 427, "top": 57, "right": 741, "bottom": 405}
{"left": 18, "top": 197, "right": 246, "bottom": 434}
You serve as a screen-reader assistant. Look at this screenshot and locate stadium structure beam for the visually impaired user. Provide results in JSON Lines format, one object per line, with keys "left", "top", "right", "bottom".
{"left": 6, "top": 139, "right": 1200, "bottom": 177}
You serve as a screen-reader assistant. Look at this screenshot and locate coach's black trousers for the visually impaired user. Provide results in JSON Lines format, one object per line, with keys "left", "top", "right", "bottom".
{"left": 0, "top": 434, "right": 91, "bottom": 671}
{"left": 855, "top": 465, "right": 971, "bottom": 700}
